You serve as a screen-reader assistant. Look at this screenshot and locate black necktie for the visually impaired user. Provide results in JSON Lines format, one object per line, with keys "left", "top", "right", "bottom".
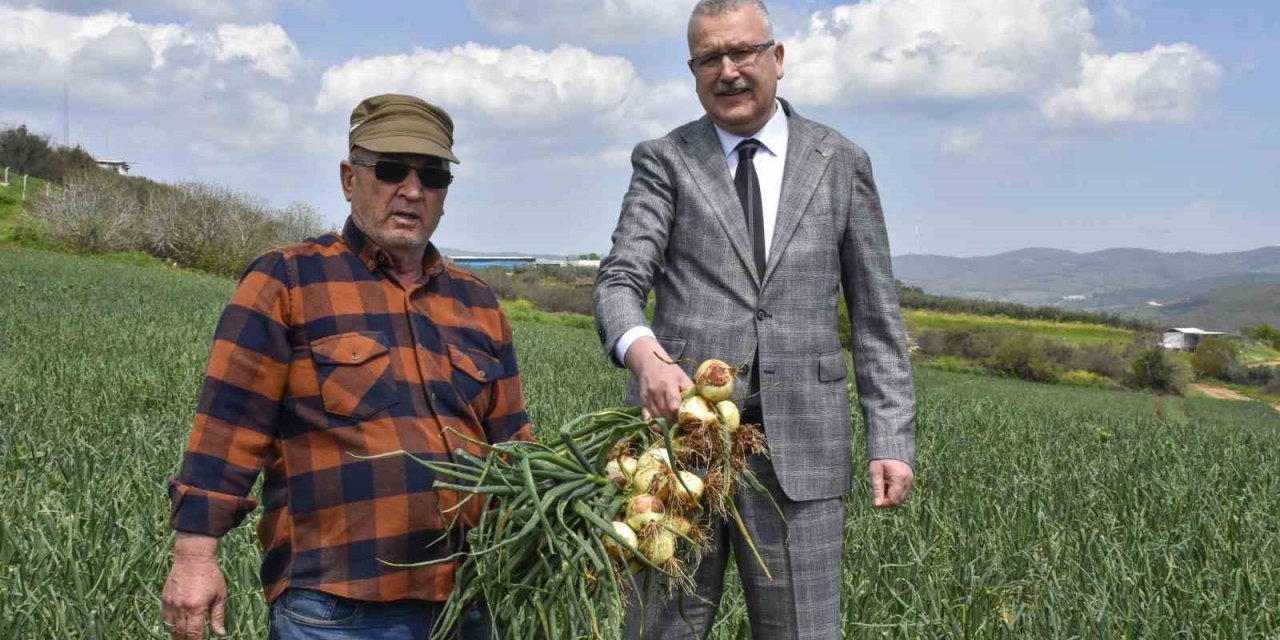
{"left": 734, "top": 138, "right": 766, "bottom": 280}
{"left": 735, "top": 139, "right": 766, "bottom": 419}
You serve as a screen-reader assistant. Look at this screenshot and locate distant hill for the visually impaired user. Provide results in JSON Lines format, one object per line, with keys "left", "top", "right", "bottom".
{"left": 893, "top": 247, "right": 1280, "bottom": 330}
{"left": 1133, "top": 282, "right": 1280, "bottom": 331}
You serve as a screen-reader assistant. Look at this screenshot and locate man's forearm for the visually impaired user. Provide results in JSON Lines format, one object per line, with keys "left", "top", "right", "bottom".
{"left": 173, "top": 531, "right": 219, "bottom": 560}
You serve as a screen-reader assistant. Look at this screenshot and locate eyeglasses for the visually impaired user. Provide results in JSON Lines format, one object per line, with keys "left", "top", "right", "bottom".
{"left": 350, "top": 159, "right": 453, "bottom": 189}
{"left": 688, "top": 41, "right": 775, "bottom": 75}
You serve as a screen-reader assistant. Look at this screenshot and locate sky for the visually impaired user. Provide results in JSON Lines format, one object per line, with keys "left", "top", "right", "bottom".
{"left": 0, "top": 0, "right": 1275, "bottom": 258}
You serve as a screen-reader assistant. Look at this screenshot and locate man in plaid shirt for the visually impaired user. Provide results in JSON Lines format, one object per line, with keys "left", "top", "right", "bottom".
{"left": 160, "top": 94, "right": 532, "bottom": 640}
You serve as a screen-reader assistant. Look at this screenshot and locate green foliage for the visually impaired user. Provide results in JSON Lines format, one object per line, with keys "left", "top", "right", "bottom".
{"left": 1242, "top": 324, "right": 1280, "bottom": 350}
{"left": 0, "top": 125, "right": 98, "bottom": 182}
{"left": 474, "top": 266, "right": 595, "bottom": 315}
{"left": 1058, "top": 369, "right": 1111, "bottom": 388}
{"left": 916, "top": 355, "right": 986, "bottom": 376}
{"left": 906, "top": 309, "right": 1133, "bottom": 347}
{"left": 1266, "top": 378, "right": 1280, "bottom": 396}
{"left": 1127, "top": 347, "right": 1192, "bottom": 395}
{"left": 6, "top": 247, "right": 1280, "bottom": 637}
{"left": 987, "top": 334, "right": 1059, "bottom": 382}
{"left": 1190, "top": 336, "right": 1239, "bottom": 380}
{"left": 499, "top": 298, "right": 594, "bottom": 330}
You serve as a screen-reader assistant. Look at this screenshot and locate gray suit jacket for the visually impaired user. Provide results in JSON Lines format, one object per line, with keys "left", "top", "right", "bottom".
{"left": 593, "top": 99, "right": 916, "bottom": 502}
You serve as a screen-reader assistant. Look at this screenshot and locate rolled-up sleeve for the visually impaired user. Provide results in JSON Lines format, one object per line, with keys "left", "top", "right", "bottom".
{"left": 169, "top": 252, "right": 292, "bottom": 536}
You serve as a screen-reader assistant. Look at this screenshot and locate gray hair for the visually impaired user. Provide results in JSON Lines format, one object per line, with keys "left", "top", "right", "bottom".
{"left": 689, "top": 0, "right": 773, "bottom": 40}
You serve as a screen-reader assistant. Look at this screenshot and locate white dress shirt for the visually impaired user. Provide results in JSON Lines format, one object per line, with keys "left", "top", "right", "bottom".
{"left": 615, "top": 100, "right": 790, "bottom": 364}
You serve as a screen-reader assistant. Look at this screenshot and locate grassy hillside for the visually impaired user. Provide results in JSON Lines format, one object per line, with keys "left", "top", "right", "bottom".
{"left": 0, "top": 174, "right": 47, "bottom": 244}
{"left": 4, "top": 246, "right": 1280, "bottom": 637}
{"left": 904, "top": 309, "right": 1134, "bottom": 348}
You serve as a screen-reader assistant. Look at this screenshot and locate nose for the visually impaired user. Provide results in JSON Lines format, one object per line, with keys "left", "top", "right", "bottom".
{"left": 716, "top": 54, "right": 742, "bottom": 81}
{"left": 397, "top": 171, "right": 424, "bottom": 201}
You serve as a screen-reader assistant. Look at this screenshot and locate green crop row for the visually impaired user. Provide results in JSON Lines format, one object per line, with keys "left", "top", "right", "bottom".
{"left": 3, "top": 246, "right": 1279, "bottom": 638}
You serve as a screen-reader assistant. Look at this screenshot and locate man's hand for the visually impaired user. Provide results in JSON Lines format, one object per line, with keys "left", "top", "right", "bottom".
{"left": 162, "top": 533, "right": 227, "bottom": 639}
{"left": 868, "top": 459, "right": 914, "bottom": 508}
{"left": 624, "top": 336, "right": 693, "bottom": 424}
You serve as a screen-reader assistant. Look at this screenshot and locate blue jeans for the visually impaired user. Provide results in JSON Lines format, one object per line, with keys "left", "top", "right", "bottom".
{"left": 269, "top": 588, "right": 492, "bottom": 640}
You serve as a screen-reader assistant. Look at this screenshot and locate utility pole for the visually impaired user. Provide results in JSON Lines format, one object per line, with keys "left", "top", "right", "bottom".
{"left": 63, "top": 82, "right": 70, "bottom": 147}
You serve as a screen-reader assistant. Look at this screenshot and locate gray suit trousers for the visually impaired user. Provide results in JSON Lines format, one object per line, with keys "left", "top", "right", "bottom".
{"left": 624, "top": 455, "right": 844, "bottom": 640}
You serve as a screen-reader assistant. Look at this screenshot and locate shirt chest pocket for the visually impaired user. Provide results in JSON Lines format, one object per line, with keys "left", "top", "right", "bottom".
{"left": 310, "top": 331, "right": 399, "bottom": 419}
{"left": 446, "top": 344, "right": 503, "bottom": 411}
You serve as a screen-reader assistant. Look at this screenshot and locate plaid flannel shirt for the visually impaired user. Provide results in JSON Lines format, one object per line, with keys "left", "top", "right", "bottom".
{"left": 169, "top": 218, "right": 532, "bottom": 604}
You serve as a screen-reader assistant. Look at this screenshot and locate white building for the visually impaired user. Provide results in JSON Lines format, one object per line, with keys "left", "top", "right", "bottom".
{"left": 1160, "top": 327, "right": 1225, "bottom": 351}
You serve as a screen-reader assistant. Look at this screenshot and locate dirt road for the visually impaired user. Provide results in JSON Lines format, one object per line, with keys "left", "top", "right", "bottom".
{"left": 1189, "top": 384, "right": 1255, "bottom": 401}
{"left": 1190, "top": 383, "right": 1280, "bottom": 415}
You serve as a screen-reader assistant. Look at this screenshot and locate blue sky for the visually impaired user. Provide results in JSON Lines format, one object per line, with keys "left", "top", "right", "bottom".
{"left": 0, "top": 0, "right": 1275, "bottom": 257}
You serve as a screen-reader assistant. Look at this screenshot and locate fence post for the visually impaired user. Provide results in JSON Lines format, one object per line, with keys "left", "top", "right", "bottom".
{"left": 3, "top": 166, "right": 8, "bottom": 185}
{"left": 22, "top": 174, "right": 28, "bottom": 201}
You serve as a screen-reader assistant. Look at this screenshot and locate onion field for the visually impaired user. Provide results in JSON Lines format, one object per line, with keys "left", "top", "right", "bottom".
{"left": 3, "top": 245, "right": 1280, "bottom": 638}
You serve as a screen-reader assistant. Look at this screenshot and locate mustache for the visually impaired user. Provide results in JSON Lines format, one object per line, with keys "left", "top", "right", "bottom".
{"left": 713, "top": 78, "right": 752, "bottom": 95}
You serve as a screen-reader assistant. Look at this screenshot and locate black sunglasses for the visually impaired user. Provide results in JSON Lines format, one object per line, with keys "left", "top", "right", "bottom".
{"left": 350, "top": 159, "right": 453, "bottom": 189}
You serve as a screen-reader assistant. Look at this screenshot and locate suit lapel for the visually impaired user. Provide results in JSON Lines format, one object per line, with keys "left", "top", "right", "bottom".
{"left": 764, "top": 102, "right": 832, "bottom": 288}
{"left": 679, "top": 117, "right": 760, "bottom": 283}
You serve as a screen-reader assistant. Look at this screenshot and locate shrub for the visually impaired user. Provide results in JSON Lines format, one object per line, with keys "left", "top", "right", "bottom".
{"left": 921, "top": 355, "right": 986, "bottom": 376}
{"left": 1077, "top": 344, "right": 1128, "bottom": 379}
{"left": 1266, "top": 378, "right": 1280, "bottom": 397}
{"left": 1190, "top": 337, "right": 1239, "bottom": 380}
{"left": 1059, "top": 369, "right": 1110, "bottom": 388}
{"left": 1242, "top": 324, "right": 1280, "bottom": 350}
{"left": 1127, "top": 347, "right": 1191, "bottom": 395}
{"left": 0, "top": 126, "right": 98, "bottom": 183}
{"left": 988, "top": 334, "right": 1059, "bottom": 383}
{"left": 27, "top": 169, "right": 134, "bottom": 252}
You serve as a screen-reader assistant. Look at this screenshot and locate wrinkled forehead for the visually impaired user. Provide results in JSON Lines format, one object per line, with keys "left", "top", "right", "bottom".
{"left": 351, "top": 146, "right": 450, "bottom": 169}
{"left": 687, "top": 7, "right": 769, "bottom": 54}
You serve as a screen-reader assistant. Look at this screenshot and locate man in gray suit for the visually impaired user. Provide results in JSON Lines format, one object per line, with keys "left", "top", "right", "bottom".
{"left": 593, "top": 1, "right": 916, "bottom": 637}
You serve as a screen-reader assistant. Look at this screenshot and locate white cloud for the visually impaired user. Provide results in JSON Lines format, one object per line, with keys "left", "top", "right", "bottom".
{"left": 24, "top": 0, "right": 286, "bottom": 23}
{"left": 1040, "top": 44, "right": 1221, "bottom": 126}
{"left": 781, "top": 0, "right": 1219, "bottom": 128}
{"left": 316, "top": 43, "right": 701, "bottom": 151}
{"left": 940, "top": 127, "right": 981, "bottom": 155}
{"left": 215, "top": 23, "right": 300, "bottom": 79}
{"left": 317, "top": 44, "right": 635, "bottom": 126}
{"left": 466, "top": 0, "right": 689, "bottom": 43}
{"left": 0, "top": 4, "right": 319, "bottom": 189}
{"left": 784, "top": 0, "right": 1095, "bottom": 104}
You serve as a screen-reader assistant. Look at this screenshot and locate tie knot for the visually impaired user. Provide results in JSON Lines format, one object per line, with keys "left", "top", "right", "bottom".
{"left": 736, "top": 138, "right": 761, "bottom": 160}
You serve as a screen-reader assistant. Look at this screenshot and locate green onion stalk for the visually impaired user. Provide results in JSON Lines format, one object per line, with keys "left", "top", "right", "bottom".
{"left": 369, "top": 358, "right": 779, "bottom": 639}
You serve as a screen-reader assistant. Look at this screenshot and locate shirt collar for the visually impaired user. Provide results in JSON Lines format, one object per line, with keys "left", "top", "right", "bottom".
{"left": 341, "top": 216, "right": 445, "bottom": 279}
{"left": 713, "top": 99, "right": 788, "bottom": 160}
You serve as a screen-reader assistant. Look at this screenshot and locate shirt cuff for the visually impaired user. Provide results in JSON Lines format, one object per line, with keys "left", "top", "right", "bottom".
{"left": 168, "top": 478, "right": 259, "bottom": 538}
{"left": 615, "top": 326, "right": 656, "bottom": 365}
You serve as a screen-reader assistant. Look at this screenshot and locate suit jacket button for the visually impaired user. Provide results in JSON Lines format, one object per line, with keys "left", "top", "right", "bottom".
{"left": 756, "top": 309, "right": 768, "bottom": 321}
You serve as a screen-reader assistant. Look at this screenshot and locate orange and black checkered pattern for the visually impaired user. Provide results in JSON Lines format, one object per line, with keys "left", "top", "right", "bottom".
{"left": 169, "top": 218, "right": 533, "bottom": 604}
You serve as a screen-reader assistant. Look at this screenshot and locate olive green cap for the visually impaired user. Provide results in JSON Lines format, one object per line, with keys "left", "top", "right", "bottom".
{"left": 348, "top": 94, "right": 459, "bottom": 163}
